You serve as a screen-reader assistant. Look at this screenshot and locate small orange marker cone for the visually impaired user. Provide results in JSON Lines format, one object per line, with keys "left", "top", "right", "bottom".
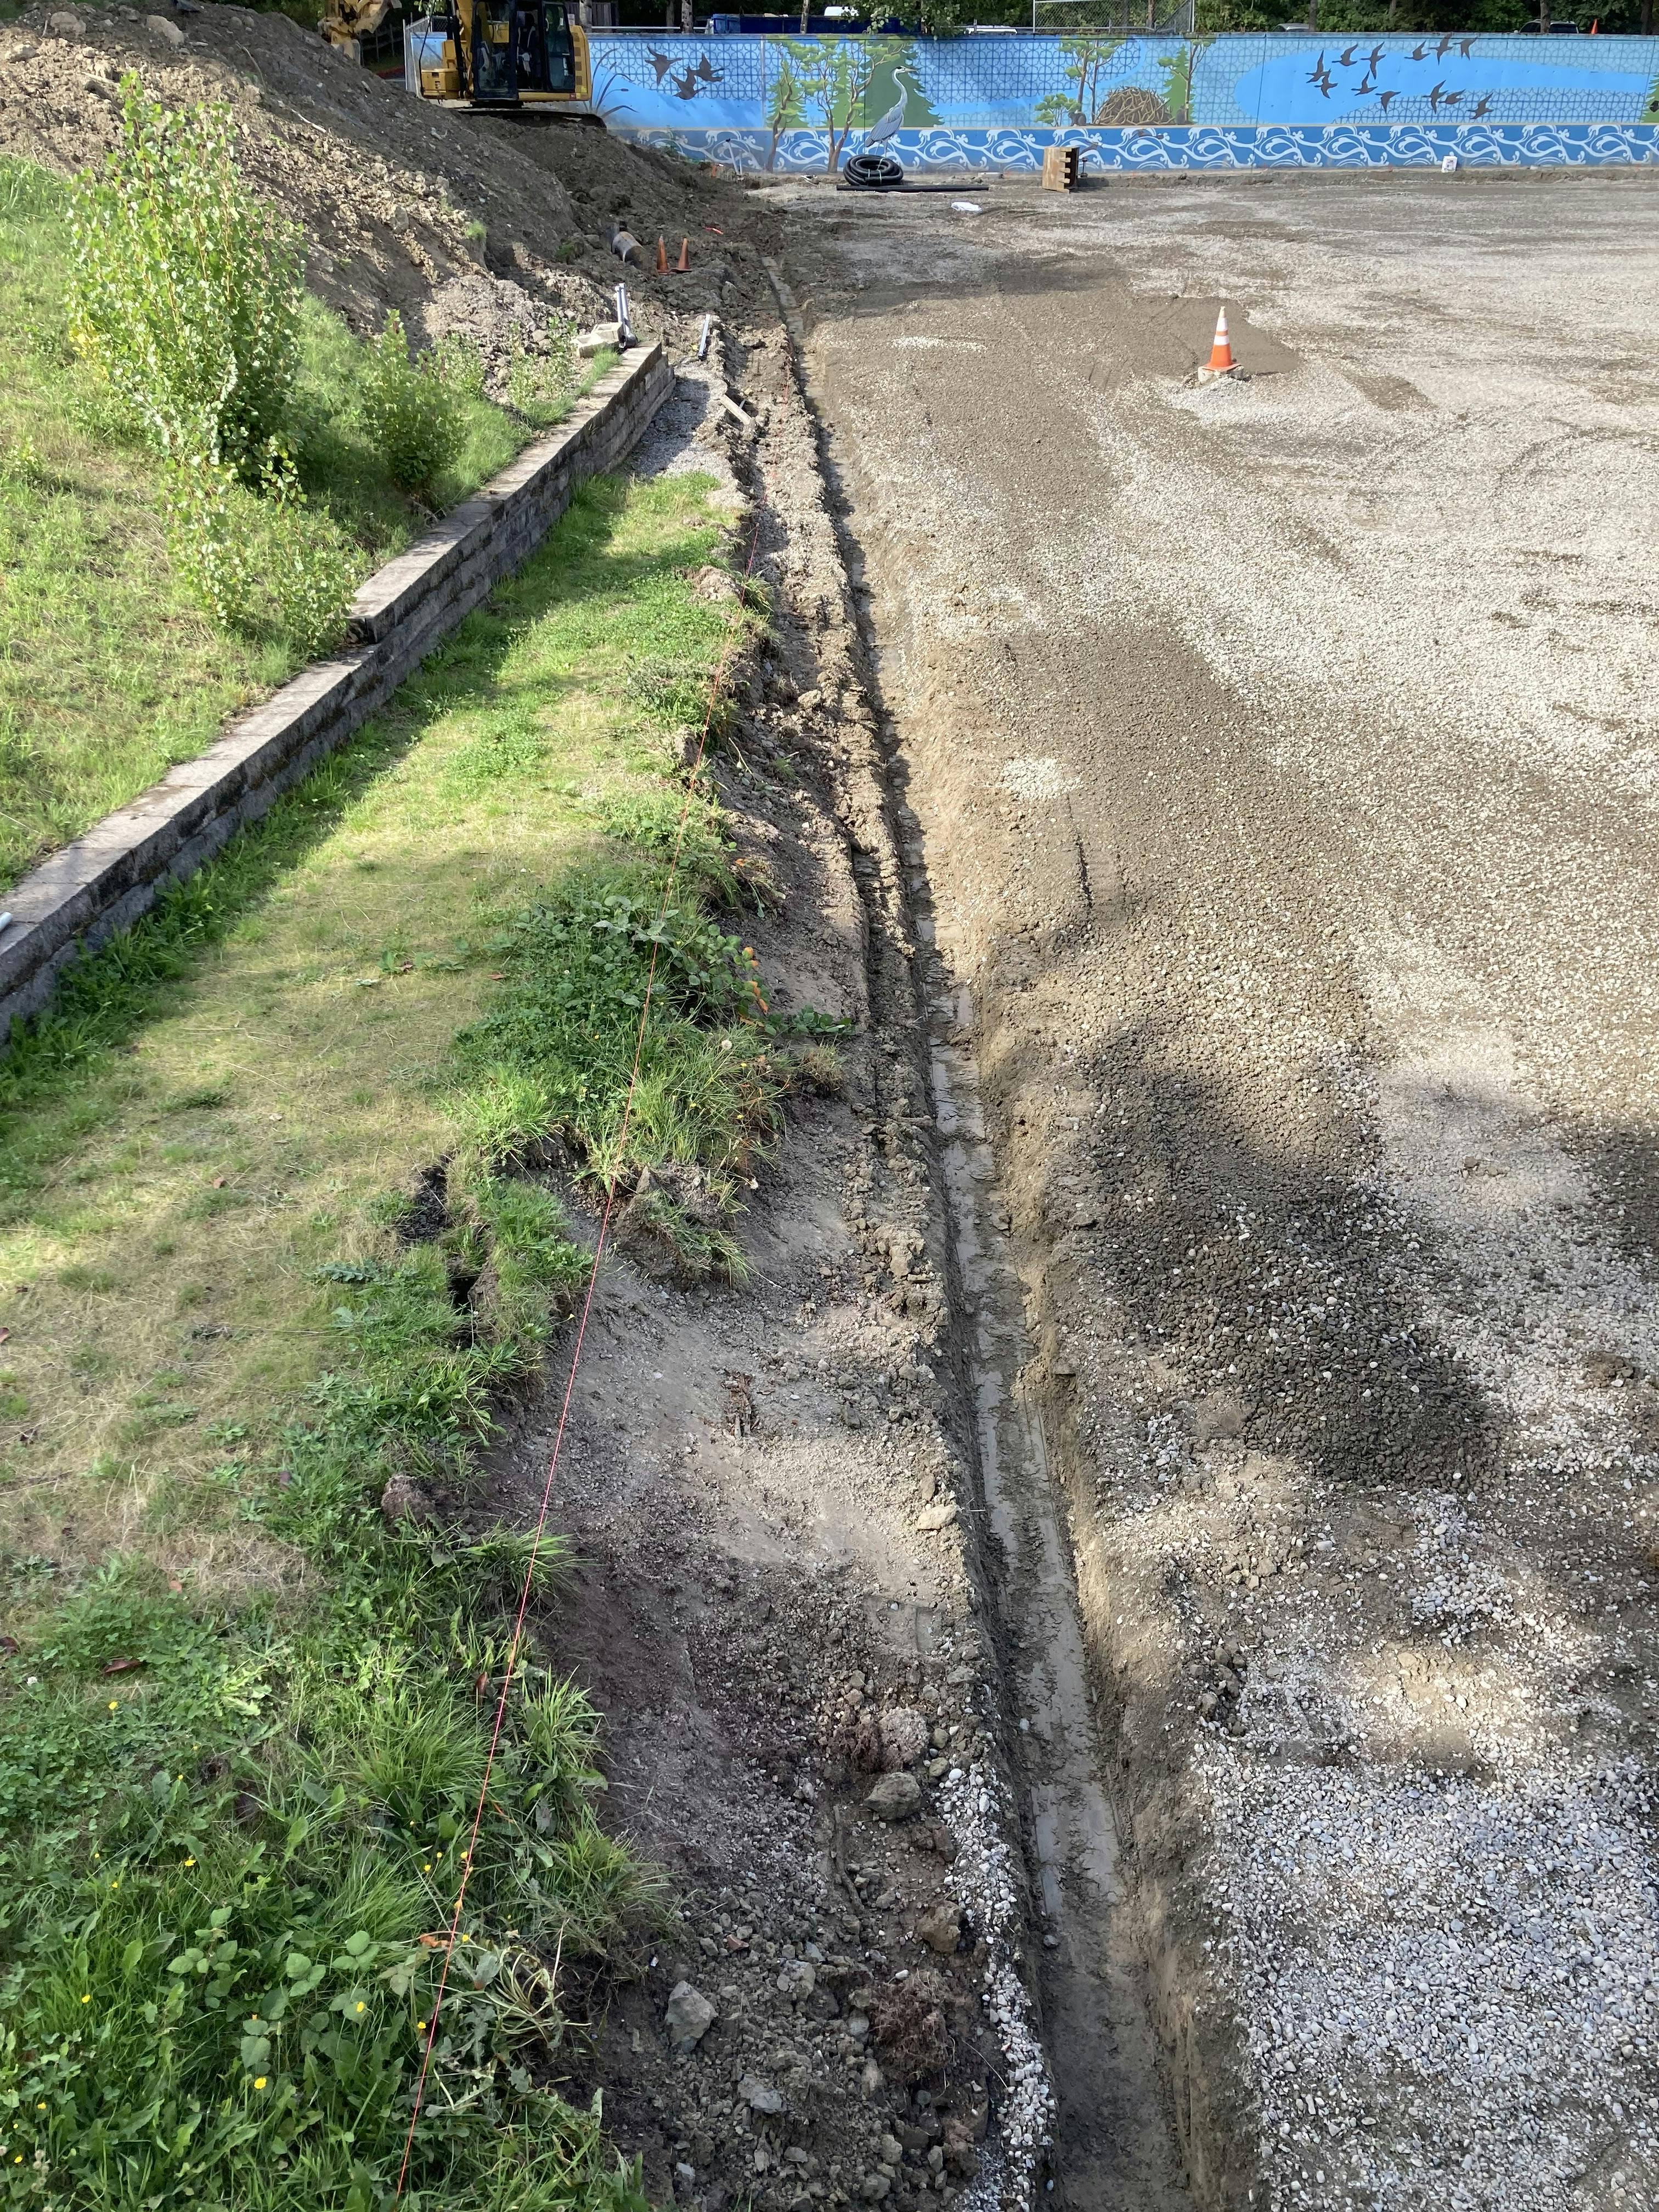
{"left": 1197, "top": 303, "right": 1237, "bottom": 383}
{"left": 654, "top": 234, "right": 669, "bottom": 275}
{"left": 674, "top": 235, "right": 690, "bottom": 274}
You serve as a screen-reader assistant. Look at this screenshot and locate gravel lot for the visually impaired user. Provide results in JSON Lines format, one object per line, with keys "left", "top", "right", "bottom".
{"left": 782, "top": 171, "right": 1659, "bottom": 2212}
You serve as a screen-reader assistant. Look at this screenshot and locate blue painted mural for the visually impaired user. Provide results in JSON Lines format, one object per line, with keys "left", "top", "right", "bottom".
{"left": 582, "top": 30, "right": 1659, "bottom": 170}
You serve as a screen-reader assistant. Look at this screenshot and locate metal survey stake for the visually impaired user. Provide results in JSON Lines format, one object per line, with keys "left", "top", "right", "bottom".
{"left": 614, "top": 283, "right": 634, "bottom": 350}
{"left": 697, "top": 314, "right": 713, "bottom": 362}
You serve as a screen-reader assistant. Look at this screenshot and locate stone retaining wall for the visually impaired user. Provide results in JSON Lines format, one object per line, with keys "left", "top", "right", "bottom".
{"left": 0, "top": 340, "right": 675, "bottom": 1045}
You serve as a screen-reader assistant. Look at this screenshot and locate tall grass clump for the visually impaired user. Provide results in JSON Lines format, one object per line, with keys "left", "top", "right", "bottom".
{"left": 506, "top": 322, "right": 579, "bottom": 432}
{"left": 363, "top": 311, "right": 465, "bottom": 497}
{"left": 68, "top": 80, "right": 301, "bottom": 472}
{"left": 455, "top": 874, "right": 785, "bottom": 1192}
{"left": 67, "top": 81, "right": 351, "bottom": 651}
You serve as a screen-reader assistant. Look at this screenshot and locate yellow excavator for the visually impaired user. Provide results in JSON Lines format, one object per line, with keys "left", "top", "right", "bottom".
{"left": 321, "top": 0, "right": 602, "bottom": 119}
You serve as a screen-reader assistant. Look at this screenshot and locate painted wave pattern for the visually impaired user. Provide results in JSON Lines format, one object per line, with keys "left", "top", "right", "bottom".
{"left": 617, "top": 122, "right": 1659, "bottom": 170}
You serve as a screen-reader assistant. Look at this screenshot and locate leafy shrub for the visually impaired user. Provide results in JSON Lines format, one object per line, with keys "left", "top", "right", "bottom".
{"left": 362, "top": 311, "right": 463, "bottom": 496}
{"left": 261, "top": 458, "right": 356, "bottom": 659}
{"left": 435, "top": 331, "right": 487, "bottom": 402}
{"left": 68, "top": 81, "right": 302, "bottom": 473}
{"left": 160, "top": 445, "right": 353, "bottom": 654}
{"left": 160, "top": 448, "right": 253, "bottom": 629}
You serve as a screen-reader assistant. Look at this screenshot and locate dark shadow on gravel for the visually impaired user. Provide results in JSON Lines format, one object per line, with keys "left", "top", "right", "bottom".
{"left": 1017, "top": 1003, "right": 1502, "bottom": 1494}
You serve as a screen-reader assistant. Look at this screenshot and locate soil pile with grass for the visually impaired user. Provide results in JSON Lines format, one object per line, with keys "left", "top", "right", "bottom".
{"left": 0, "top": 2, "right": 779, "bottom": 358}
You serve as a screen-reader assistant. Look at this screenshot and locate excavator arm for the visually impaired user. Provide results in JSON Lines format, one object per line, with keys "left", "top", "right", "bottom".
{"left": 320, "top": 0, "right": 393, "bottom": 53}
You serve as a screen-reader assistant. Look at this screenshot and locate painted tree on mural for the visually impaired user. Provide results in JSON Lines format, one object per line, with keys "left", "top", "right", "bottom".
{"left": 1035, "top": 36, "right": 1126, "bottom": 126}
{"left": 764, "top": 52, "right": 802, "bottom": 167}
{"left": 778, "top": 36, "right": 879, "bottom": 168}
{"left": 1156, "top": 37, "right": 1211, "bottom": 123}
{"left": 776, "top": 36, "right": 933, "bottom": 171}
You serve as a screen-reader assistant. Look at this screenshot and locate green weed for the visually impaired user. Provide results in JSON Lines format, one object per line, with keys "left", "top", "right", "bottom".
{"left": 592, "top": 783, "right": 778, "bottom": 912}
{"left": 455, "top": 874, "right": 786, "bottom": 1190}
{"left": 362, "top": 311, "right": 465, "bottom": 498}
{"left": 506, "top": 324, "right": 579, "bottom": 431}
{"left": 0, "top": 1167, "right": 655, "bottom": 2207}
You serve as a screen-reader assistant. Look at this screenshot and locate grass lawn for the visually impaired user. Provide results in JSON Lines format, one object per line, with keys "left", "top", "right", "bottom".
{"left": 0, "top": 153, "right": 591, "bottom": 897}
{"left": 0, "top": 466, "right": 784, "bottom": 2210}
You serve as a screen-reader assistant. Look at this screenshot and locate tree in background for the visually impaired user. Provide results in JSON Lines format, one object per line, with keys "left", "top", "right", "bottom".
{"left": 1193, "top": 0, "right": 1648, "bottom": 25}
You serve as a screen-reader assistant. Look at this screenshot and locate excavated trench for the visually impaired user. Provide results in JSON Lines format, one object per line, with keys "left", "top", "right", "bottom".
{"left": 763, "top": 257, "right": 1201, "bottom": 2211}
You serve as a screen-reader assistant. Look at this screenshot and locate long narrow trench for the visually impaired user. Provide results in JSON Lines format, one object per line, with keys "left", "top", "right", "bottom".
{"left": 916, "top": 899, "right": 1192, "bottom": 2212}
{"left": 763, "top": 251, "right": 1193, "bottom": 2209}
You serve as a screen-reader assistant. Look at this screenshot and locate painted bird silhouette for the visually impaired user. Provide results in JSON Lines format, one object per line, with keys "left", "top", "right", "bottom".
{"left": 1409, "top": 41, "right": 1429, "bottom": 59}
{"left": 1457, "top": 35, "right": 1476, "bottom": 54}
{"left": 1336, "top": 42, "right": 1358, "bottom": 64}
{"left": 1471, "top": 92, "right": 1492, "bottom": 116}
{"left": 1313, "top": 66, "right": 1335, "bottom": 95}
{"left": 1378, "top": 87, "right": 1398, "bottom": 111}
{"left": 647, "top": 47, "right": 672, "bottom": 80}
{"left": 670, "top": 64, "right": 699, "bottom": 98}
{"left": 1355, "top": 71, "right": 1376, "bottom": 94}
{"left": 692, "top": 53, "right": 724, "bottom": 83}
{"left": 1365, "top": 43, "right": 1384, "bottom": 70}
{"left": 1435, "top": 33, "right": 1456, "bottom": 57}
{"left": 1442, "top": 86, "right": 1464, "bottom": 106}
{"left": 1427, "top": 79, "right": 1447, "bottom": 112}
{"left": 1305, "top": 50, "right": 1328, "bottom": 81}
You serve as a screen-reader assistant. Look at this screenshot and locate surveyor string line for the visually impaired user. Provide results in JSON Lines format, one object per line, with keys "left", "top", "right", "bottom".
{"left": 395, "top": 450, "right": 770, "bottom": 2200}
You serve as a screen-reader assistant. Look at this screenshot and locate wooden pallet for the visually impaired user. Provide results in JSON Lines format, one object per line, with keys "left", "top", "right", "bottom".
{"left": 1041, "top": 145, "right": 1081, "bottom": 192}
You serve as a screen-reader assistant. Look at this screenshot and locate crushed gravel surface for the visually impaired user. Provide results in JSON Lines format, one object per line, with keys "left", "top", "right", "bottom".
{"left": 786, "top": 170, "right": 1659, "bottom": 2211}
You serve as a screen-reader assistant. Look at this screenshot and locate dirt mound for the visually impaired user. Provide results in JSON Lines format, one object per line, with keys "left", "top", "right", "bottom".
{"left": 0, "top": 3, "right": 778, "bottom": 348}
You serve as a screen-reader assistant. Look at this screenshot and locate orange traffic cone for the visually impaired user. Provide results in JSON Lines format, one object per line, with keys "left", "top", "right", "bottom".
{"left": 654, "top": 234, "right": 668, "bottom": 275}
{"left": 674, "top": 235, "right": 690, "bottom": 274}
{"left": 1197, "top": 303, "right": 1237, "bottom": 383}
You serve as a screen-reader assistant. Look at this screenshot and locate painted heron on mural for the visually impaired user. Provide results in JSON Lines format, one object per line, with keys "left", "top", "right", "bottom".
{"left": 862, "top": 65, "right": 917, "bottom": 153}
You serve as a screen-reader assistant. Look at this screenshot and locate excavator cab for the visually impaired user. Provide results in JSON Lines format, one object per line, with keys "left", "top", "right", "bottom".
{"left": 404, "top": 0, "right": 598, "bottom": 116}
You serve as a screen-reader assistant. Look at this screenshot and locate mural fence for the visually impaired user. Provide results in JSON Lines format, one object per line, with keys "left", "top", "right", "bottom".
{"left": 584, "top": 29, "right": 1659, "bottom": 170}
